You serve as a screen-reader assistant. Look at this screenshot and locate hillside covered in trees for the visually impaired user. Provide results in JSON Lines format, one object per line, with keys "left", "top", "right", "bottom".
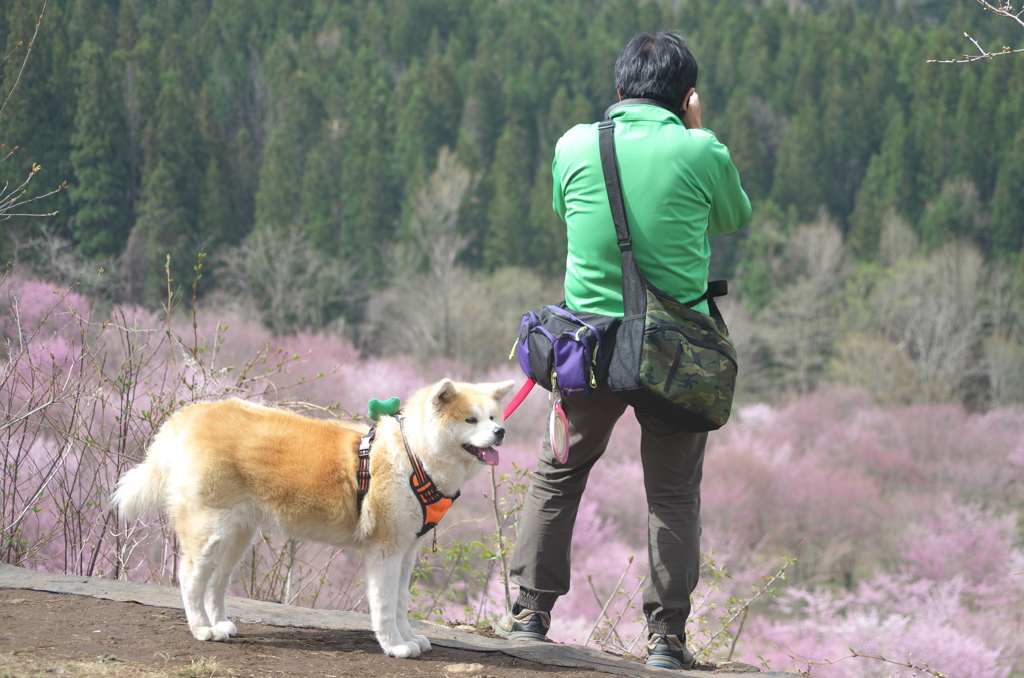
{"left": 2, "top": 0, "right": 1023, "bottom": 405}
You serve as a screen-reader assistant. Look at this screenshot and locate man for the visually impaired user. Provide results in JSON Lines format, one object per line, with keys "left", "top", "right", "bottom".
{"left": 495, "top": 32, "right": 751, "bottom": 670}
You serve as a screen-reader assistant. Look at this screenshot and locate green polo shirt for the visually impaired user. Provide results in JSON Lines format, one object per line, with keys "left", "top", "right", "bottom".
{"left": 553, "top": 103, "right": 751, "bottom": 317}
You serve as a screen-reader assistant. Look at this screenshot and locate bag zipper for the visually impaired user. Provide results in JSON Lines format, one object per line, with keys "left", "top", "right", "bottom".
{"left": 572, "top": 327, "right": 599, "bottom": 388}
{"left": 664, "top": 343, "right": 683, "bottom": 391}
{"left": 643, "top": 324, "right": 738, "bottom": 370}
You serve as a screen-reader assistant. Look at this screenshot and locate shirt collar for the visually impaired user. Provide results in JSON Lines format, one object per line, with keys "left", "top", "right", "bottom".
{"left": 605, "top": 98, "right": 682, "bottom": 124}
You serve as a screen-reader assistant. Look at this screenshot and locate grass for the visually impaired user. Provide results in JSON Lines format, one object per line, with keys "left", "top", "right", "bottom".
{"left": 176, "top": 658, "right": 221, "bottom": 678}
{"left": 0, "top": 654, "right": 225, "bottom": 678}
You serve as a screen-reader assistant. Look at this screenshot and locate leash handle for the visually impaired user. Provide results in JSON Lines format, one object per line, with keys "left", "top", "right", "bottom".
{"left": 503, "top": 379, "right": 536, "bottom": 419}
{"left": 549, "top": 394, "right": 570, "bottom": 464}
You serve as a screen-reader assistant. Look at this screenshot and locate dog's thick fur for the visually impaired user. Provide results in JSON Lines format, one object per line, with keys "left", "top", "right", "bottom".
{"left": 113, "top": 378, "right": 514, "bottom": 658}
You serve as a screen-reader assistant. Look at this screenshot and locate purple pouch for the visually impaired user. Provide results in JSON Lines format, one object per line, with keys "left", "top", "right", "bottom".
{"left": 551, "top": 334, "right": 593, "bottom": 395}
{"left": 513, "top": 304, "right": 612, "bottom": 396}
{"left": 548, "top": 306, "right": 600, "bottom": 396}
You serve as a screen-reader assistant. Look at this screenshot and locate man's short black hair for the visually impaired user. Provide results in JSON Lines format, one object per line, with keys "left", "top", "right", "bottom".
{"left": 614, "top": 32, "right": 698, "bottom": 111}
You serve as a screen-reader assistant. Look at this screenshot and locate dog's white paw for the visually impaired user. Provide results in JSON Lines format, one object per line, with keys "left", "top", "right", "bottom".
{"left": 214, "top": 620, "right": 238, "bottom": 637}
{"left": 412, "top": 634, "right": 431, "bottom": 652}
{"left": 192, "top": 625, "right": 231, "bottom": 642}
{"left": 384, "top": 641, "right": 422, "bottom": 659}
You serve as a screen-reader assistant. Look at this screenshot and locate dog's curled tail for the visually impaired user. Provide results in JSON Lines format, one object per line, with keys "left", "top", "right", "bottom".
{"left": 112, "top": 429, "right": 176, "bottom": 522}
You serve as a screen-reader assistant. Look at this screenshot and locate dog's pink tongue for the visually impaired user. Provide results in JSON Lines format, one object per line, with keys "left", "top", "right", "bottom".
{"left": 480, "top": 447, "right": 500, "bottom": 466}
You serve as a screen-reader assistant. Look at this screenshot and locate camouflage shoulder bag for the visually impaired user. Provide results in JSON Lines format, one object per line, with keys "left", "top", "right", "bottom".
{"left": 597, "top": 118, "right": 738, "bottom": 432}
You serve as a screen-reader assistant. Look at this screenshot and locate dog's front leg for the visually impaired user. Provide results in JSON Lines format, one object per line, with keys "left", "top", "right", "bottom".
{"left": 365, "top": 547, "right": 422, "bottom": 658}
{"left": 397, "top": 539, "right": 431, "bottom": 653}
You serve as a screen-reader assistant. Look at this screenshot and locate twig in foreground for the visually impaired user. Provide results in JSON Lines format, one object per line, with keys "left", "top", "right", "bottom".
{"left": 815, "top": 649, "right": 951, "bottom": 678}
{"left": 583, "top": 556, "right": 633, "bottom": 648}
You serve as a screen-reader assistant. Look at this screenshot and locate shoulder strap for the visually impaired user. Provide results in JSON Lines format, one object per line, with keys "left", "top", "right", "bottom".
{"left": 598, "top": 120, "right": 648, "bottom": 318}
{"left": 597, "top": 119, "right": 729, "bottom": 312}
{"left": 677, "top": 279, "right": 730, "bottom": 308}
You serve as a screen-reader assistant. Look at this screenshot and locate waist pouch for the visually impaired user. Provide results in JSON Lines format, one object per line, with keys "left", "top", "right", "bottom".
{"left": 513, "top": 303, "right": 619, "bottom": 396}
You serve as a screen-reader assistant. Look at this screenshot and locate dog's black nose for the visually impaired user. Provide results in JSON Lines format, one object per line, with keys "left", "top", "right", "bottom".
{"left": 494, "top": 426, "right": 505, "bottom": 441}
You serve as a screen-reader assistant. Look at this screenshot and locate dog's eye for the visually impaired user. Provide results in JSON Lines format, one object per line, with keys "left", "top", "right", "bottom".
{"left": 466, "top": 417, "right": 478, "bottom": 424}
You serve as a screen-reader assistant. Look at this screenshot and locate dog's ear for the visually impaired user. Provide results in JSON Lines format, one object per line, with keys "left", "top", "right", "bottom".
{"left": 490, "top": 380, "right": 516, "bottom": 403}
{"left": 430, "top": 379, "right": 458, "bottom": 408}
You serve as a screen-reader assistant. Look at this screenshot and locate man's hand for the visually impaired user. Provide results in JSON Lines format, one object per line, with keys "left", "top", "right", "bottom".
{"left": 683, "top": 91, "right": 702, "bottom": 129}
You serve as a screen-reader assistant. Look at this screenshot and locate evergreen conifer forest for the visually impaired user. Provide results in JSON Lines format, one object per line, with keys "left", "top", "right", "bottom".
{"left": 3, "top": 1, "right": 1024, "bottom": 675}
{"left": 4, "top": 0, "right": 1024, "bottom": 407}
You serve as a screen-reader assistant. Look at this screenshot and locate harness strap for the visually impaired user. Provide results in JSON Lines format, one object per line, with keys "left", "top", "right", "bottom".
{"left": 397, "top": 416, "right": 460, "bottom": 537}
{"left": 356, "top": 428, "right": 374, "bottom": 514}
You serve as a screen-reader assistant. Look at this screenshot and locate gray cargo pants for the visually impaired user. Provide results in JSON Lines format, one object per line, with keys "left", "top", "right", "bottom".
{"left": 508, "top": 385, "right": 707, "bottom": 638}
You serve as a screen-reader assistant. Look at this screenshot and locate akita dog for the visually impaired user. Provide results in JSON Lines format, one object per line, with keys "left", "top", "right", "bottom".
{"left": 113, "top": 378, "right": 515, "bottom": 658}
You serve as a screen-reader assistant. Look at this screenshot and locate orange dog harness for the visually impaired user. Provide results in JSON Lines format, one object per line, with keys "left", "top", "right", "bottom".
{"left": 397, "top": 416, "right": 460, "bottom": 537}
{"left": 356, "top": 417, "right": 460, "bottom": 538}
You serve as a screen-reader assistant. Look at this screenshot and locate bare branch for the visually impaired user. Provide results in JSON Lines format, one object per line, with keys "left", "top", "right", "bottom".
{"left": 0, "top": 0, "right": 49, "bottom": 120}
{"left": 927, "top": 39, "right": 1024, "bottom": 63}
{"left": 814, "top": 650, "right": 951, "bottom": 678}
{"left": 694, "top": 554, "right": 796, "bottom": 656}
{"left": 977, "top": 0, "right": 1024, "bottom": 29}
{"left": 0, "top": 164, "right": 67, "bottom": 220}
{"left": 583, "top": 556, "right": 634, "bottom": 648}
{"left": 929, "top": 1, "right": 1024, "bottom": 63}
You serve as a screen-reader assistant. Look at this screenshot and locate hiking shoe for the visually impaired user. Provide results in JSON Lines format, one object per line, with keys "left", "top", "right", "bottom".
{"left": 645, "top": 633, "right": 695, "bottom": 670}
{"left": 494, "top": 605, "right": 550, "bottom": 641}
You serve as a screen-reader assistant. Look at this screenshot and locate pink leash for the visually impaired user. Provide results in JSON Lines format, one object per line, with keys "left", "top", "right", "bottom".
{"left": 502, "top": 378, "right": 570, "bottom": 464}
{"left": 502, "top": 379, "right": 535, "bottom": 419}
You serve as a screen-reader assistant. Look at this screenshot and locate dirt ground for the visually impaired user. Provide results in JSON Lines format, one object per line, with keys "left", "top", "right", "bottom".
{"left": 0, "top": 589, "right": 648, "bottom": 678}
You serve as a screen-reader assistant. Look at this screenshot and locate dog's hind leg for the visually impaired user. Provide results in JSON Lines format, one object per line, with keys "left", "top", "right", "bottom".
{"left": 397, "top": 541, "right": 431, "bottom": 653}
{"left": 365, "top": 547, "right": 422, "bottom": 658}
{"left": 204, "top": 512, "right": 257, "bottom": 639}
{"left": 177, "top": 511, "right": 243, "bottom": 642}
{"left": 178, "top": 542, "right": 219, "bottom": 641}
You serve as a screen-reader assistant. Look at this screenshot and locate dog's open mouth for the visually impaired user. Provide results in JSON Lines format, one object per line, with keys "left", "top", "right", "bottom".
{"left": 463, "top": 444, "right": 500, "bottom": 466}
